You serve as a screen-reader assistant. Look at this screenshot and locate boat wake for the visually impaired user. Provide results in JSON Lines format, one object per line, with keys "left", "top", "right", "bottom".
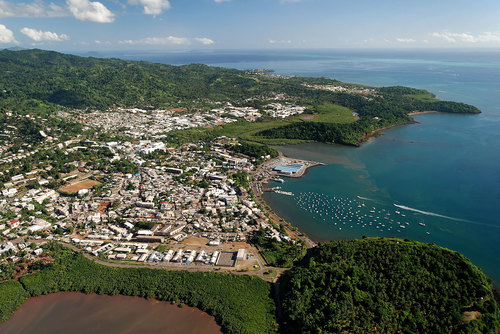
{"left": 357, "top": 196, "right": 373, "bottom": 201}
{"left": 392, "top": 204, "right": 500, "bottom": 229}
{"left": 393, "top": 204, "right": 471, "bottom": 222}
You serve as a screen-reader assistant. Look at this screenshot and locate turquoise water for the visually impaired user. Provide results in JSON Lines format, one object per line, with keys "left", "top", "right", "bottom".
{"left": 105, "top": 49, "right": 500, "bottom": 284}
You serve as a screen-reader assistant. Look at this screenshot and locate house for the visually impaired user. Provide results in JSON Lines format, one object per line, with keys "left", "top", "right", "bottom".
{"left": 7, "top": 219, "right": 20, "bottom": 229}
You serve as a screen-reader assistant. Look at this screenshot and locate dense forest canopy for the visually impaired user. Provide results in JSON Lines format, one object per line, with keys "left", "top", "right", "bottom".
{"left": 0, "top": 49, "right": 270, "bottom": 110}
{"left": 280, "top": 238, "right": 500, "bottom": 334}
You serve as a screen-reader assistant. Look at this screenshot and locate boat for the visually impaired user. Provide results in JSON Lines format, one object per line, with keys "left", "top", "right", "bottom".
{"left": 273, "top": 178, "right": 285, "bottom": 183}
{"left": 275, "top": 190, "right": 293, "bottom": 196}
{"left": 418, "top": 222, "right": 426, "bottom": 227}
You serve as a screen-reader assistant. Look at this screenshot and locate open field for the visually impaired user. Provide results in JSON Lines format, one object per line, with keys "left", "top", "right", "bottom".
{"left": 310, "top": 103, "right": 355, "bottom": 123}
{"left": 404, "top": 92, "right": 438, "bottom": 102}
{"left": 168, "top": 102, "right": 355, "bottom": 145}
{"left": 183, "top": 236, "right": 210, "bottom": 246}
{"left": 59, "top": 179, "right": 101, "bottom": 194}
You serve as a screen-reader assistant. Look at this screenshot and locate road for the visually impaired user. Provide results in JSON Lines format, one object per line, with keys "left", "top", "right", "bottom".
{"left": 55, "top": 241, "right": 287, "bottom": 283}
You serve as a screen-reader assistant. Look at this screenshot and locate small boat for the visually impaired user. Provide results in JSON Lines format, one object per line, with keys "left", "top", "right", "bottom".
{"left": 418, "top": 222, "right": 426, "bottom": 227}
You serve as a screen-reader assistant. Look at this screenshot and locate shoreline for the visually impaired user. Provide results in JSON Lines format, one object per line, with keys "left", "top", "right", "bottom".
{"left": 357, "top": 120, "right": 416, "bottom": 145}
{"left": 408, "top": 110, "right": 440, "bottom": 116}
{"left": 255, "top": 119, "right": 500, "bottom": 289}
{"left": 252, "top": 119, "right": 419, "bottom": 247}
{"left": 250, "top": 154, "right": 322, "bottom": 249}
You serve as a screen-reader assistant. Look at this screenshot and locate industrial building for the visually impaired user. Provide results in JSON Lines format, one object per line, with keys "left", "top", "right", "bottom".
{"left": 273, "top": 163, "right": 304, "bottom": 175}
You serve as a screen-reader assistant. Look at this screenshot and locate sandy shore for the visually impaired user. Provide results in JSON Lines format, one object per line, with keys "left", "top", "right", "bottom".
{"left": 357, "top": 121, "right": 416, "bottom": 145}
{"left": 408, "top": 110, "right": 439, "bottom": 116}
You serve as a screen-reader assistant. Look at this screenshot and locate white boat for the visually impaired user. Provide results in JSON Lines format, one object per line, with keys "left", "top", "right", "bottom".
{"left": 419, "top": 222, "right": 426, "bottom": 227}
{"left": 275, "top": 190, "right": 293, "bottom": 196}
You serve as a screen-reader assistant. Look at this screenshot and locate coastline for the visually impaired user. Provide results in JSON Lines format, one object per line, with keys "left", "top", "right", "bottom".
{"left": 250, "top": 154, "right": 322, "bottom": 249}
{"left": 357, "top": 120, "right": 416, "bottom": 145}
{"left": 408, "top": 110, "right": 440, "bottom": 116}
{"left": 252, "top": 119, "right": 418, "bottom": 247}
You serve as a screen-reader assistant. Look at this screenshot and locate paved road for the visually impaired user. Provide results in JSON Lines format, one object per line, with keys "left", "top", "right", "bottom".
{"left": 56, "top": 241, "right": 287, "bottom": 283}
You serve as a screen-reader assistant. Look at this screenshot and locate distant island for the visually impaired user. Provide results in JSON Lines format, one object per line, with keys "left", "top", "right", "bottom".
{"left": 0, "top": 49, "right": 497, "bottom": 334}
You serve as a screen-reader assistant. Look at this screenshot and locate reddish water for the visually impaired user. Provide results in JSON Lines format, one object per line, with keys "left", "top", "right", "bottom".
{"left": 0, "top": 292, "right": 222, "bottom": 334}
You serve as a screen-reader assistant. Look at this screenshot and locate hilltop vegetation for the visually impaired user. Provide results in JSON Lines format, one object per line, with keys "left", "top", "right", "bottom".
{"left": 280, "top": 238, "right": 500, "bottom": 334}
{"left": 0, "top": 49, "right": 268, "bottom": 110}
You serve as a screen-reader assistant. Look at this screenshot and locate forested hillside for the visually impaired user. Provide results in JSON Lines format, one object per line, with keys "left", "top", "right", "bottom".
{"left": 0, "top": 49, "right": 268, "bottom": 109}
{"left": 280, "top": 238, "right": 500, "bottom": 334}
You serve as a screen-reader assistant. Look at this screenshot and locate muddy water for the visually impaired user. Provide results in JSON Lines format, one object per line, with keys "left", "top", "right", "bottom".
{"left": 0, "top": 292, "right": 221, "bottom": 334}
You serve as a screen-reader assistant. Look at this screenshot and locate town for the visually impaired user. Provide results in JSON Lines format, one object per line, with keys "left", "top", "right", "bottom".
{"left": 0, "top": 102, "right": 308, "bottom": 282}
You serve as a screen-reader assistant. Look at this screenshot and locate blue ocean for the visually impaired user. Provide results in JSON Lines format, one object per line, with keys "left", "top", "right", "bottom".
{"left": 102, "top": 49, "right": 500, "bottom": 284}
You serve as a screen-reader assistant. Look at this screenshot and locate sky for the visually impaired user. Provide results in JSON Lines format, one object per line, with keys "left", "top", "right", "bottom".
{"left": 1, "top": 0, "right": 500, "bottom": 51}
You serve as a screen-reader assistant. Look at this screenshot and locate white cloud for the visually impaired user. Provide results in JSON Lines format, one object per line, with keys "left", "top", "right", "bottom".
{"left": 66, "top": 0, "right": 115, "bottom": 23}
{"left": 0, "top": 0, "right": 68, "bottom": 18}
{"left": 20, "top": 27, "right": 69, "bottom": 42}
{"left": 195, "top": 37, "right": 214, "bottom": 45}
{"left": 431, "top": 32, "right": 475, "bottom": 43}
{"left": 120, "top": 36, "right": 215, "bottom": 46}
{"left": 269, "top": 39, "right": 292, "bottom": 44}
{"left": 94, "top": 39, "right": 111, "bottom": 45}
{"left": 120, "top": 36, "right": 190, "bottom": 45}
{"left": 128, "top": 0, "right": 170, "bottom": 15}
{"left": 430, "top": 31, "right": 500, "bottom": 43}
{"left": 396, "top": 38, "right": 416, "bottom": 43}
{"left": 0, "top": 24, "right": 17, "bottom": 44}
{"left": 214, "top": 0, "right": 231, "bottom": 3}
{"left": 476, "top": 32, "right": 500, "bottom": 43}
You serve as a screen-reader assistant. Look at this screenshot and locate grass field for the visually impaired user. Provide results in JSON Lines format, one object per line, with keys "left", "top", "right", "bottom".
{"left": 404, "top": 92, "right": 438, "bottom": 102}
{"left": 168, "top": 102, "right": 355, "bottom": 145}
{"left": 311, "top": 103, "right": 356, "bottom": 123}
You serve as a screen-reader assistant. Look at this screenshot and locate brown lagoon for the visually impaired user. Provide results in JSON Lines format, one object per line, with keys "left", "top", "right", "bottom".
{"left": 0, "top": 292, "right": 221, "bottom": 334}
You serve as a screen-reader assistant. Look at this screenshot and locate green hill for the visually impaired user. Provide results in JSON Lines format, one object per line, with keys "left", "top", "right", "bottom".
{"left": 279, "top": 238, "right": 500, "bottom": 333}
{"left": 0, "top": 49, "right": 268, "bottom": 110}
